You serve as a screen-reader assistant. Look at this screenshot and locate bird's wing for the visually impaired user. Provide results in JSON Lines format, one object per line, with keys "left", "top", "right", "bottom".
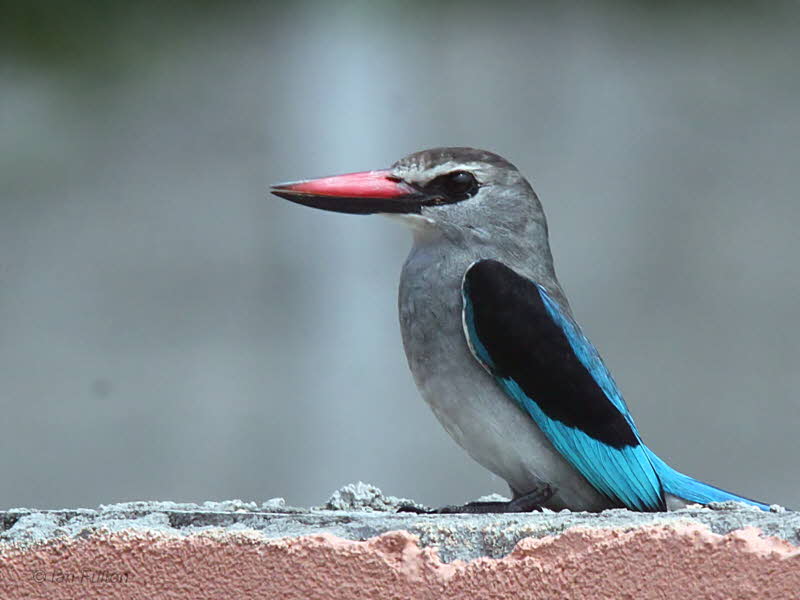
{"left": 461, "top": 259, "right": 665, "bottom": 511}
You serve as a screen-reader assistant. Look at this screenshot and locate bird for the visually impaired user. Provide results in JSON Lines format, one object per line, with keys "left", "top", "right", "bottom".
{"left": 271, "top": 147, "right": 771, "bottom": 513}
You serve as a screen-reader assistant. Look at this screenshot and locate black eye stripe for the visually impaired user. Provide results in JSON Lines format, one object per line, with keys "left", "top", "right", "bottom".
{"left": 421, "top": 170, "right": 479, "bottom": 205}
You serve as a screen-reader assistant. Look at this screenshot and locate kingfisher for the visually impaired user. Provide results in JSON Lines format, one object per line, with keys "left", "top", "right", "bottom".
{"left": 271, "top": 147, "right": 770, "bottom": 513}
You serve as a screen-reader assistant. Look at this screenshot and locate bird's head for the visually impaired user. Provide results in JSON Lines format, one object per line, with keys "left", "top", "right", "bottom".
{"left": 271, "top": 147, "right": 548, "bottom": 244}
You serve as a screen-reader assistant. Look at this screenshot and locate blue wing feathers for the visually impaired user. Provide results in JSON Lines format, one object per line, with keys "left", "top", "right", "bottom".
{"left": 462, "top": 259, "right": 770, "bottom": 512}
{"left": 545, "top": 283, "right": 770, "bottom": 510}
{"left": 503, "top": 376, "right": 662, "bottom": 510}
{"left": 462, "top": 260, "right": 665, "bottom": 511}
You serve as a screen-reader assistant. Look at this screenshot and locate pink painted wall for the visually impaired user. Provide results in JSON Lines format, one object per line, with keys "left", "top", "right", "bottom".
{"left": 1, "top": 524, "right": 798, "bottom": 599}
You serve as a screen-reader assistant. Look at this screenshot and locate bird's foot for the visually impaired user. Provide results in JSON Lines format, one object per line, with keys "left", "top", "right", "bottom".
{"left": 397, "top": 484, "right": 554, "bottom": 514}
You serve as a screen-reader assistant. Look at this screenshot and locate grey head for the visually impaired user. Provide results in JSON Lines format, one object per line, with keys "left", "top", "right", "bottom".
{"left": 271, "top": 147, "right": 561, "bottom": 297}
{"left": 390, "top": 148, "right": 551, "bottom": 255}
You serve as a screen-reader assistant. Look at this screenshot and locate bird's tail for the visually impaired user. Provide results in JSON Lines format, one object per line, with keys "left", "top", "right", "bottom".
{"left": 644, "top": 448, "right": 772, "bottom": 511}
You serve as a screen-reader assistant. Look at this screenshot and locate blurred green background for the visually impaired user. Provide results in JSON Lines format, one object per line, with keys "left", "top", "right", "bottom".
{"left": 1, "top": 1, "right": 798, "bottom": 509}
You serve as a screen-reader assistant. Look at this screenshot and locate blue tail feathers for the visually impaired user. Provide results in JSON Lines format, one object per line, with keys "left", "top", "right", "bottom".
{"left": 644, "top": 448, "right": 771, "bottom": 511}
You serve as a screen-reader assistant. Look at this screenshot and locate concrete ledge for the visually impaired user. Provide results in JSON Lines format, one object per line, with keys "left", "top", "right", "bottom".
{"left": 0, "top": 483, "right": 797, "bottom": 599}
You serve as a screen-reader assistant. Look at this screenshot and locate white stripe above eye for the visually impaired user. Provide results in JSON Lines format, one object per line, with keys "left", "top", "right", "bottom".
{"left": 398, "top": 161, "right": 485, "bottom": 186}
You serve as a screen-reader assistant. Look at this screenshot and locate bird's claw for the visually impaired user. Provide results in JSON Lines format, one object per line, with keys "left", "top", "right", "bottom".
{"left": 395, "top": 484, "right": 555, "bottom": 514}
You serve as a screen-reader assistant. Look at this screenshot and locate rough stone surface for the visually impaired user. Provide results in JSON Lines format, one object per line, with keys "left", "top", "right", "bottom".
{"left": 0, "top": 483, "right": 797, "bottom": 599}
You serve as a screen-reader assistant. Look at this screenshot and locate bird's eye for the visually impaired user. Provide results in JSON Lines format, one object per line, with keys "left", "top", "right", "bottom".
{"left": 446, "top": 171, "right": 477, "bottom": 195}
{"left": 425, "top": 170, "right": 479, "bottom": 203}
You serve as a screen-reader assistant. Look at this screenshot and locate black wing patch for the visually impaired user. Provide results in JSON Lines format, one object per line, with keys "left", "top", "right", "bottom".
{"left": 463, "top": 259, "right": 639, "bottom": 449}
